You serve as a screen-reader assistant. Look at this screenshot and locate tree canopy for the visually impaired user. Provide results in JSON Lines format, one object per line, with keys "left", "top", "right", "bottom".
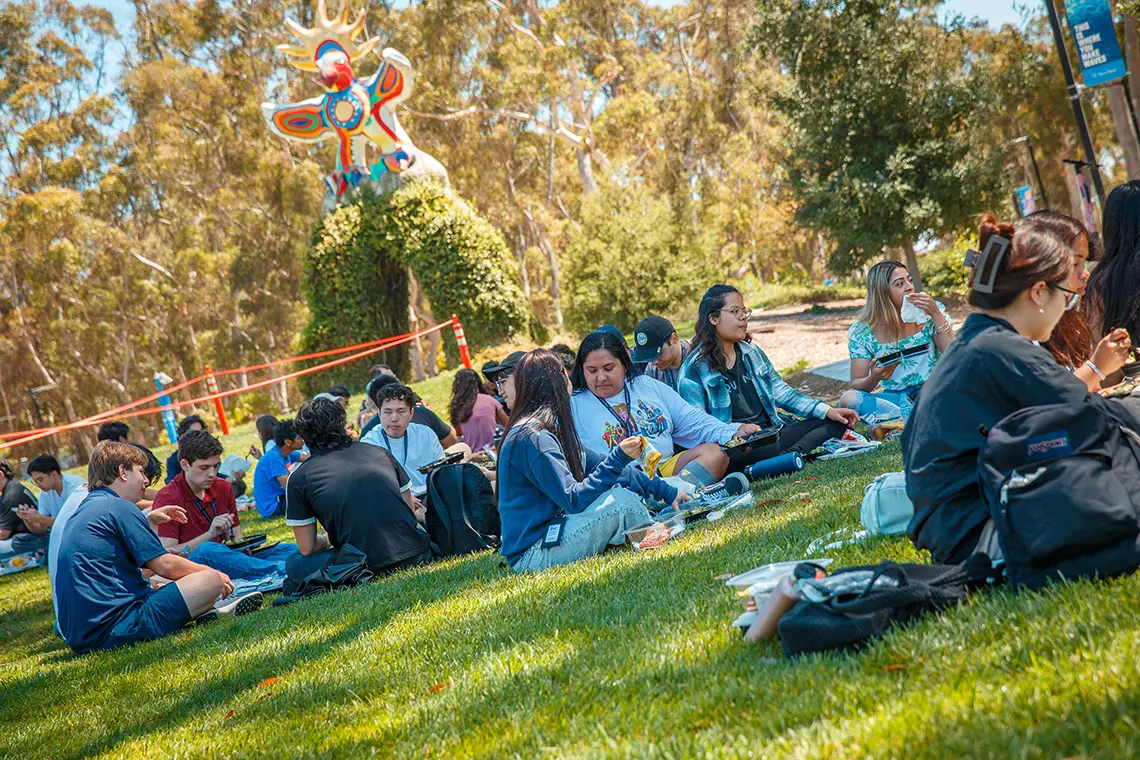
{"left": 0, "top": 0, "right": 1126, "bottom": 456}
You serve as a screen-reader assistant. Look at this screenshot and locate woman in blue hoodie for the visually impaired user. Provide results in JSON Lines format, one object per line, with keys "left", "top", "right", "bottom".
{"left": 498, "top": 350, "right": 690, "bottom": 572}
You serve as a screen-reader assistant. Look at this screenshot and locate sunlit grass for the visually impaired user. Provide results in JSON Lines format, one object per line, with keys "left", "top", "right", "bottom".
{"left": 5, "top": 441, "right": 1140, "bottom": 757}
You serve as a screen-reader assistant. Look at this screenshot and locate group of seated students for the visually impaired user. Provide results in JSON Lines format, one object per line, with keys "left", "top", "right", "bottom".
{"left": 38, "top": 185, "right": 1140, "bottom": 654}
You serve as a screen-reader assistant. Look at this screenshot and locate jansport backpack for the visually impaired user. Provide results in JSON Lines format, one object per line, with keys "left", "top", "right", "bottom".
{"left": 777, "top": 556, "right": 995, "bottom": 657}
{"left": 978, "top": 395, "right": 1140, "bottom": 590}
{"left": 424, "top": 463, "right": 501, "bottom": 557}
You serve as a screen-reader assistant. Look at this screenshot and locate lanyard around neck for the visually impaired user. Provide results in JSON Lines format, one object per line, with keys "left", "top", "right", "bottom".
{"left": 381, "top": 429, "right": 409, "bottom": 466}
{"left": 592, "top": 383, "right": 638, "bottom": 438}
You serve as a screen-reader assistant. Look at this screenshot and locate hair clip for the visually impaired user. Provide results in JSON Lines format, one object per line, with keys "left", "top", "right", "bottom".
{"left": 963, "top": 234, "right": 1009, "bottom": 294}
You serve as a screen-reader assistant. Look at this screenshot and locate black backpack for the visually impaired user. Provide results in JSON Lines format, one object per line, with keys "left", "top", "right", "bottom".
{"left": 978, "top": 395, "right": 1140, "bottom": 590}
{"left": 424, "top": 463, "right": 500, "bottom": 557}
{"left": 777, "top": 556, "right": 995, "bottom": 657}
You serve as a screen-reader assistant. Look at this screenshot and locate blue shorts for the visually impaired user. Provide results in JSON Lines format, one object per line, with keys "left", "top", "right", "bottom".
{"left": 94, "top": 582, "right": 192, "bottom": 653}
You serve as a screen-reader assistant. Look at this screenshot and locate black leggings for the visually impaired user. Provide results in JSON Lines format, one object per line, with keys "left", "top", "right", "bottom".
{"left": 726, "top": 417, "right": 849, "bottom": 473}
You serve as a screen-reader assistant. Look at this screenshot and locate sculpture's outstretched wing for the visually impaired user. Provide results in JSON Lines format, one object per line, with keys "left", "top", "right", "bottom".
{"left": 262, "top": 95, "right": 333, "bottom": 143}
{"left": 364, "top": 48, "right": 414, "bottom": 109}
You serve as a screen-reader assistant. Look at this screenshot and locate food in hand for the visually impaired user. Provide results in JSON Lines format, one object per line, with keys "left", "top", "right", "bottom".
{"left": 638, "top": 436, "right": 662, "bottom": 479}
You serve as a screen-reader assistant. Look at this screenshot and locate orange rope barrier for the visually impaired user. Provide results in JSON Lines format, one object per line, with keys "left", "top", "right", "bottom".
{"left": 0, "top": 322, "right": 449, "bottom": 450}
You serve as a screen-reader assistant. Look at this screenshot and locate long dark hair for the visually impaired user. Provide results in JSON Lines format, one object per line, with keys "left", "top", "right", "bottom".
{"left": 503, "top": 350, "right": 585, "bottom": 481}
{"left": 449, "top": 368, "right": 482, "bottom": 425}
{"left": 295, "top": 397, "right": 352, "bottom": 454}
{"left": 1089, "top": 180, "right": 1140, "bottom": 341}
{"left": 570, "top": 330, "right": 637, "bottom": 391}
{"left": 255, "top": 414, "right": 278, "bottom": 449}
{"left": 1027, "top": 210, "right": 1095, "bottom": 367}
{"left": 693, "top": 284, "right": 749, "bottom": 375}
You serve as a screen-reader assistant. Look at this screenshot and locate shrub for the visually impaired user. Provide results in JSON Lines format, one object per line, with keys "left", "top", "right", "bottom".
{"left": 562, "top": 182, "right": 712, "bottom": 334}
{"left": 919, "top": 236, "right": 971, "bottom": 296}
{"left": 298, "top": 182, "right": 530, "bottom": 395}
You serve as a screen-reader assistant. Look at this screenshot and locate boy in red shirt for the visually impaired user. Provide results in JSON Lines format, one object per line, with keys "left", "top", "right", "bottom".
{"left": 153, "top": 430, "right": 297, "bottom": 579}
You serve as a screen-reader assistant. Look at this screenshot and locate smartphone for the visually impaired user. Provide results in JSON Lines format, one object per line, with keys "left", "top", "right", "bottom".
{"left": 876, "top": 350, "right": 903, "bottom": 367}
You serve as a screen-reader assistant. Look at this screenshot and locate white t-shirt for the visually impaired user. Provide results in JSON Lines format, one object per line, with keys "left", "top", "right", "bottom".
{"left": 360, "top": 422, "right": 445, "bottom": 496}
{"left": 570, "top": 375, "right": 739, "bottom": 459}
{"left": 38, "top": 473, "right": 86, "bottom": 518}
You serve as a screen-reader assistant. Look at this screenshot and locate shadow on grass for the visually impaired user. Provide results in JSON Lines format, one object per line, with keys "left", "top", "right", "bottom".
{"left": 11, "top": 443, "right": 1136, "bottom": 757}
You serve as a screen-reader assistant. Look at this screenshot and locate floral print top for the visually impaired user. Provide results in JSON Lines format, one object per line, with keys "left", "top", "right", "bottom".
{"left": 847, "top": 300, "right": 951, "bottom": 392}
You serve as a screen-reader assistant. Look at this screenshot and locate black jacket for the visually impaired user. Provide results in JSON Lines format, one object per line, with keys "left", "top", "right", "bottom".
{"left": 902, "top": 314, "right": 1089, "bottom": 563}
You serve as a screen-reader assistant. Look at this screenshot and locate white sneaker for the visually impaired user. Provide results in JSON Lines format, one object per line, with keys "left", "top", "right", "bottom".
{"left": 196, "top": 591, "right": 263, "bottom": 625}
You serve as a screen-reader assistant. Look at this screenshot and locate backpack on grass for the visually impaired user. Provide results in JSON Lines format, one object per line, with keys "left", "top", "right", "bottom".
{"left": 776, "top": 555, "right": 995, "bottom": 657}
{"left": 424, "top": 463, "right": 500, "bottom": 557}
{"left": 978, "top": 395, "right": 1140, "bottom": 590}
{"left": 860, "top": 471, "right": 913, "bottom": 536}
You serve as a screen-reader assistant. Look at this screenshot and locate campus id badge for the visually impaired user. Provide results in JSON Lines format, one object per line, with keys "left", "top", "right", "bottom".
{"left": 542, "top": 517, "right": 567, "bottom": 548}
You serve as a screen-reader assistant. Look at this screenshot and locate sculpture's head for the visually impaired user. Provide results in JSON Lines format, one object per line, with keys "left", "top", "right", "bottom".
{"left": 278, "top": 0, "right": 378, "bottom": 82}
{"left": 317, "top": 45, "right": 354, "bottom": 91}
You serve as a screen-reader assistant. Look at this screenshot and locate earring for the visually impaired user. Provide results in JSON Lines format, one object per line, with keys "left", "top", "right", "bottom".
{"left": 1039, "top": 307, "right": 1044, "bottom": 314}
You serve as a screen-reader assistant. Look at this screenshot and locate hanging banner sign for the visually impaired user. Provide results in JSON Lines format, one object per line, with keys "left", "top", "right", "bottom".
{"left": 1062, "top": 0, "right": 1127, "bottom": 87}
{"left": 1016, "top": 185, "right": 1038, "bottom": 216}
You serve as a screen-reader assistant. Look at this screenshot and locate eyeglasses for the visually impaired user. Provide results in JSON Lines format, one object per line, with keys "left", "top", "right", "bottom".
{"left": 495, "top": 372, "right": 513, "bottom": 393}
{"left": 720, "top": 306, "right": 753, "bottom": 320}
{"left": 1051, "top": 283, "right": 1082, "bottom": 312}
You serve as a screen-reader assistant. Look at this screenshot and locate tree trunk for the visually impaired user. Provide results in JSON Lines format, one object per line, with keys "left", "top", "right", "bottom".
{"left": 0, "top": 366, "right": 12, "bottom": 433}
{"left": 905, "top": 240, "right": 923, "bottom": 293}
{"left": 576, "top": 149, "right": 598, "bottom": 194}
{"left": 407, "top": 269, "right": 426, "bottom": 382}
{"left": 1107, "top": 82, "right": 1140, "bottom": 178}
{"left": 523, "top": 208, "right": 564, "bottom": 329}
{"left": 1127, "top": 17, "right": 1140, "bottom": 116}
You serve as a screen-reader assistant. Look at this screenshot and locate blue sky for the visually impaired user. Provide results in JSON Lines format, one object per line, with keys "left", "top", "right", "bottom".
{"left": 87, "top": 0, "right": 1029, "bottom": 36}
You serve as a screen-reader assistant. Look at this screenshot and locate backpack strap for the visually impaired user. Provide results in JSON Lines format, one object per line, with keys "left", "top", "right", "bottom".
{"left": 426, "top": 466, "right": 455, "bottom": 555}
{"left": 452, "top": 464, "right": 499, "bottom": 549}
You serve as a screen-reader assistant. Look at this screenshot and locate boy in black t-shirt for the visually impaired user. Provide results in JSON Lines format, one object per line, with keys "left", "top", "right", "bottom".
{"left": 285, "top": 397, "right": 434, "bottom": 578}
{"left": 0, "top": 457, "right": 48, "bottom": 554}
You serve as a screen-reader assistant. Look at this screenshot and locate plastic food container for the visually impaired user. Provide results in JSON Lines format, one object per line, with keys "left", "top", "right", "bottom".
{"left": 723, "top": 558, "right": 834, "bottom": 590}
{"left": 625, "top": 514, "right": 686, "bottom": 550}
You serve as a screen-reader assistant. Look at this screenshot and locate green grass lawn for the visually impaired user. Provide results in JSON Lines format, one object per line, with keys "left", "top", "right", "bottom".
{"left": 7, "top": 441, "right": 1140, "bottom": 758}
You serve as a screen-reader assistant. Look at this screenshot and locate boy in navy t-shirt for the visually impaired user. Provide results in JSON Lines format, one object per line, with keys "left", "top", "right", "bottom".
{"left": 54, "top": 442, "right": 254, "bottom": 654}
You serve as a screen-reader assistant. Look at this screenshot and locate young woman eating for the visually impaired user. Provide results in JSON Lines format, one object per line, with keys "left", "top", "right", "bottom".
{"left": 449, "top": 368, "right": 509, "bottom": 453}
{"left": 679, "top": 284, "right": 858, "bottom": 471}
{"left": 1020, "top": 210, "right": 1130, "bottom": 390}
{"left": 569, "top": 330, "right": 760, "bottom": 489}
{"left": 903, "top": 217, "right": 1134, "bottom": 565}
{"left": 841, "top": 261, "right": 954, "bottom": 421}
{"left": 498, "top": 350, "right": 689, "bottom": 572}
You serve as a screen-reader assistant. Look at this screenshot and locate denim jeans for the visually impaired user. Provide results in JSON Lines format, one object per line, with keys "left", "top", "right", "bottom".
{"left": 841, "top": 387, "right": 922, "bottom": 423}
{"left": 511, "top": 486, "right": 654, "bottom": 573}
{"left": 188, "top": 541, "right": 299, "bottom": 581}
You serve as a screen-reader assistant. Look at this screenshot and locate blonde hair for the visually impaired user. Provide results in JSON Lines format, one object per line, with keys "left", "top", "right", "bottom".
{"left": 855, "top": 260, "right": 908, "bottom": 342}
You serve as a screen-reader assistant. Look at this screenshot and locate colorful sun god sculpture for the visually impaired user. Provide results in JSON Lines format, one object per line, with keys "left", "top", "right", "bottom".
{"left": 262, "top": 0, "right": 429, "bottom": 200}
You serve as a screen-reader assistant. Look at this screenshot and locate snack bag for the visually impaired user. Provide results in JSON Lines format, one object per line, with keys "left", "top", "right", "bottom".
{"left": 638, "top": 435, "right": 662, "bottom": 479}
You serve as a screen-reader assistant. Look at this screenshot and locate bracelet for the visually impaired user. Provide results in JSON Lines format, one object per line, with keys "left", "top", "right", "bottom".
{"left": 935, "top": 321, "right": 952, "bottom": 335}
{"left": 1084, "top": 359, "right": 1107, "bottom": 381}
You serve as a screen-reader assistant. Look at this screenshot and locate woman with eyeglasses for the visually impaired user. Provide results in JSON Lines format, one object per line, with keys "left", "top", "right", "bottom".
{"left": 903, "top": 216, "right": 1133, "bottom": 565}
{"left": 839, "top": 262, "right": 954, "bottom": 422}
{"left": 1027, "top": 210, "right": 1131, "bottom": 390}
{"left": 678, "top": 284, "right": 858, "bottom": 472}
